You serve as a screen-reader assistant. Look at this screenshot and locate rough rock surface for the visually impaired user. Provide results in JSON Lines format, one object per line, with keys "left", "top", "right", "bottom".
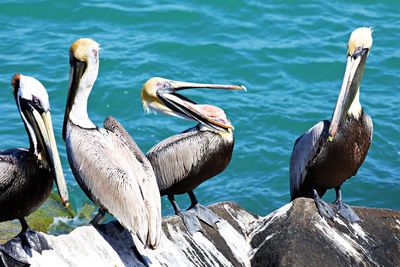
{"left": 249, "top": 198, "right": 400, "bottom": 267}
{"left": 1, "top": 198, "right": 399, "bottom": 266}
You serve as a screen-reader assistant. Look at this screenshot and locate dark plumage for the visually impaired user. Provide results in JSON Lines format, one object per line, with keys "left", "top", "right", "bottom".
{"left": 291, "top": 112, "right": 372, "bottom": 200}
{"left": 289, "top": 27, "right": 374, "bottom": 222}
{"left": 0, "top": 74, "right": 69, "bottom": 238}
{"left": 0, "top": 149, "right": 52, "bottom": 223}
{"left": 141, "top": 77, "right": 245, "bottom": 233}
{"left": 147, "top": 124, "right": 234, "bottom": 196}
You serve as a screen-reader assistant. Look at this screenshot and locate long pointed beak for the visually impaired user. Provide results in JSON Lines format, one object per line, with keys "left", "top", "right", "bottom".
{"left": 157, "top": 80, "right": 245, "bottom": 130}
{"left": 328, "top": 54, "right": 365, "bottom": 140}
{"left": 63, "top": 58, "right": 86, "bottom": 140}
{"left": 32, "top": 109, "right": 70, "bottom": 207}
{"left": 161, "top": 92, "right": 233, "bottom": 130}
{"left": 170, "top": 80, "right": 247, "bottom": 91}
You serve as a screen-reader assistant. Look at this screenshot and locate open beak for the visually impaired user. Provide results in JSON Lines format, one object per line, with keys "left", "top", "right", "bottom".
{"left": 328, "top": 51, "right": 368, "bottom": 140}
{"left": 31, "top": 109, "right": 70, "bottom": 208}
{"left": 158, "top": 80, "right": 246, "bottom": 130}
{"left": 169, "top": 80, "right": 246, "bottom": 92}
{"left": 62, "top": 58, "right": 86, "bottom": 140}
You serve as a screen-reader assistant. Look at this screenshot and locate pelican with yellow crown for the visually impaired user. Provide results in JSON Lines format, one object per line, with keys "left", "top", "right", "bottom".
{"left": 142, "top": 77, "right": 245, "bottom": 233}
{"left": 62, "top": 38, "right": 161, "bottom": 250}
{"left": 289, "top": 27, "right": 374, "bottom": 222}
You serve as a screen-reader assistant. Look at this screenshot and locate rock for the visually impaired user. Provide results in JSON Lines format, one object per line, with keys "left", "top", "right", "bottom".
{"left": 249, "top": 198, "right": 400, "bottom": 266}
{"left": 0, "top": 199, "right": 399, "bottom": 266}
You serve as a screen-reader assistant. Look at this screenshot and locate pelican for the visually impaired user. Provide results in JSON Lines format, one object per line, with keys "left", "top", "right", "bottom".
{"left": 289, "top": 27, "right": 373, "bottom": 222}
{"left": 141, "top": 77, "right": 245, "bottom": 233}
{"left": 0, "top": 74, "right": 69, "bottom": 244}
{"left": 62, "top": 38, "right": 161, "bottom": 250}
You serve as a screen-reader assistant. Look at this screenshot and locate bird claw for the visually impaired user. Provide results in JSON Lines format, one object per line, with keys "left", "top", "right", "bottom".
{"left": 334, "top": 201, "right": 361, "bottom": 223}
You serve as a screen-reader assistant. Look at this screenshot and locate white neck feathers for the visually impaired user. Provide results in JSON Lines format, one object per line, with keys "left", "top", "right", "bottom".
{"left": 347, "top": 88, "right": 362, "bottom": 119}
{"left": 69, "top": 60, "right": 98, "bottom": 129}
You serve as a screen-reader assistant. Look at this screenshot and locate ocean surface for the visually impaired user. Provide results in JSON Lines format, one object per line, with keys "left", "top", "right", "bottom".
{"left": 0, "top": 1, "right": 399, "bottom": 232}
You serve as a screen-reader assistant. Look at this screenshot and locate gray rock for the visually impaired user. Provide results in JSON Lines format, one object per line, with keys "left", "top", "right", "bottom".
{"left": 249, "top": 198, "right": 400, "bottom": 267}
{"left": 1, "top": 199, "right": 399, "bottom": 266}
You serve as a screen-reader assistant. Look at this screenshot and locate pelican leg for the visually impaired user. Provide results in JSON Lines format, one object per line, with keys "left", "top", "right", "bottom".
{"left": 168, "top": 194, "right": 202, "bottom": 235}
{"left": 313, "top": 189, "right": 335, "bottom": 220}
{"left": 90, "top": 208, "right": 106, "bottom": 226}
{"left": 18, "top": 218, "right": 29, "bottom": 234}
{"left": 168, "top": 194, "right": 181, "bottom": 215}
{"left": 17, "top": 218, "right": 31, "bottom": 249}
{"left": 187, "top": 191, "right": 220, "bottom": 227}
{"left": 333, "top": 186, "right": 361, "bottom": 223}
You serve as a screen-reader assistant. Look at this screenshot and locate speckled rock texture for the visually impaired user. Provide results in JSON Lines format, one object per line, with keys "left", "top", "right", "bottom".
{"left": 250, "top": 198, "right": 400, "bottom": 267}
{"left": 1, "top": 199, "right": 399, "bottom": 266}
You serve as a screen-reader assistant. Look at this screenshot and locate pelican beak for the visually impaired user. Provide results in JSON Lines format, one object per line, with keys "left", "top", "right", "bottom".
{"left": 328, "top": 49, "right": 368, "bottom": 140}
{"left": 31, "top": 108, "right": 70, "bottom": 208}
{"left": 169, "top": 80, "right": 246, "bottom": 92}
{"left": 158, "top": 80, "right": 246, "bottom": 130}
{"left": 63, "top": 57, "right": 86, "bottom": 140}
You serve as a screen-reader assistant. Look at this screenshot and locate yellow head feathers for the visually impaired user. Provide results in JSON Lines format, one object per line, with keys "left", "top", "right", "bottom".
{"left": 70, "top": 38, "right": 99, "bottom": 62}
{"left": 347, "top": 27, "right": 373, "bottom": 56}
{"left": 141, "top": 77, "right": 169, "bottom": 113}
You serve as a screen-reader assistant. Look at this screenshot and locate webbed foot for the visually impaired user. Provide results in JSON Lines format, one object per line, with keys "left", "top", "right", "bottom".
{"left": 313, "top": 189, "right": 335, "bottom": 220}
{"left": 334, "top": 200, "right": 361, "bottom": 223}
{"left": 190, "top": 203, "right": 220, "bottom": 227}
{"left": 178, "top": 209, "right": 203, "bottom": 235}
{"left": 333, "top": 186, "right": 361, "bottom": 223}
{"left": 0, "top": 229, "right": 50, "bottom": 266}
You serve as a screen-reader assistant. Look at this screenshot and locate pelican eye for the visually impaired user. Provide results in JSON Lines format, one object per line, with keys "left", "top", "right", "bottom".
{"left": 157, "top": 81, "right": 173, "bottom": 93}
{"left": 352, "top": 46, "right": 364, "bottom": 59}
{"left": 33, "top": 95, "right": 39, "bottom": 104}
{"left": 31, "top": 95, "right": 45, "bottom": 113}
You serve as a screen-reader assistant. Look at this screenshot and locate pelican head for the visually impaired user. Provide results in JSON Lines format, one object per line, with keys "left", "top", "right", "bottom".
{"left": 141, "top": 77, "right": 246, "bottom": 131}
{"left": 12, "top": 74, "right": 69, "bottom": 206}
{"left": 328, "top": 27, "right": 373, "bottom": 139}
{"left": 63, "top": 38, "right": 99, "bottom": 140}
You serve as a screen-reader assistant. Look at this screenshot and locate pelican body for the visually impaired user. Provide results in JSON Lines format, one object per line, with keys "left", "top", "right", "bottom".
{"left": 148, "top": 128, "right": 233, "bottom": 196}
{"left": 292, "top": 115, "right": 372, "bottom": 200}
{"left": 142, "top": 77, "right": 245, "bottom": 233}
{"left": 0, "top": 74, "right": 69, "bottom": 233}
{"left": 290, "top": 27, "right": 373, "bottom": 222}
{"left": 63, "top": 39, "right": 161, "bottom": 249}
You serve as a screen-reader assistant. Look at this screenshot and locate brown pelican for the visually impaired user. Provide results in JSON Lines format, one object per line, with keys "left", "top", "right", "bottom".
{"left": 289, "top": 27, "right": 373, "bottom": 222}
{"left": 0, "top": 74, "right": 69, "bottom": 244}
{"left": 63, "top": 38, "right": 161, "bottom": 250}
{"left": 141, "top": 77, "right": 245, "bottom": 233}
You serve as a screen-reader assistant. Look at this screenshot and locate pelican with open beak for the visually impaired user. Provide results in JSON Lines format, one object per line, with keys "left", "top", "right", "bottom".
{"left": 0, "top": 74, "right": 69, "bottom": 249}
{"left": 289, "top": 27, "right": 373, "bottom": 222}
{"left": 63, "top": 38, "right": 161, "bottom": 251}
{"left": 142, "top": 77, "right": 245, "bottom": 233}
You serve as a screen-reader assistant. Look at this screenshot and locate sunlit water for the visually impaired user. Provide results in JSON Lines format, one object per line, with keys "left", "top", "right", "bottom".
{"left": 0, "top": 1, "right": 399, "bottom": 233}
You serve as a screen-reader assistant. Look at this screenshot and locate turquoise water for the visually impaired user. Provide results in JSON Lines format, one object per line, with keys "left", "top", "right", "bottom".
{"left": 0, "top": 1, "right": 399, "bottom": 228}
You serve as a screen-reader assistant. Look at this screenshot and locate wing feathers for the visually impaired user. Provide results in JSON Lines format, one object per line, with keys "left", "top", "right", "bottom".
{"left": 289, "top": 121, "right": 328, "bottom": 199}
{"left": 67, "top": 125, "right": 161, "bottom": 249}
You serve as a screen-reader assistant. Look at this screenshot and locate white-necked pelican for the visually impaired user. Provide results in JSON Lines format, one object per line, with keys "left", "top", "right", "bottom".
{"left": 290, "top": 27, "right": 373, "bottom": 222}
{"left": 62, "top": 38, "right": 161, "bottom": 249}
{"left": 0, "top": 74, "right": 69, "bottom": 248}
